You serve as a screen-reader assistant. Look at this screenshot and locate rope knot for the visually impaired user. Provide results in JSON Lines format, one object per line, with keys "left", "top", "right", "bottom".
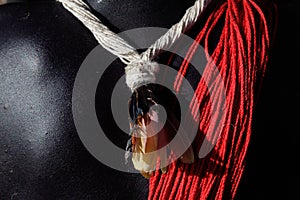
{"left": 125, "top": 60, "right": 159, "bottom": 92}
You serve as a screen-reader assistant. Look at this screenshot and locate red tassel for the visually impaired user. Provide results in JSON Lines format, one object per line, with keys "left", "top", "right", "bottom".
{"left": 149, "top": 0, "right": 277, "bottom": 199}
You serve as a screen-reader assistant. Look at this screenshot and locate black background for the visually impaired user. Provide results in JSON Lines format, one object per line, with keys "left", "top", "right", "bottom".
{"left": 0, "top": 0, "right": 298, "bottom": 199}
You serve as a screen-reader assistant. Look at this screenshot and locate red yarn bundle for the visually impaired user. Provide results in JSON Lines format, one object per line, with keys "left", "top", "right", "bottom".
{"left": 149, "top": 0, "right": 277, "bottom": 199}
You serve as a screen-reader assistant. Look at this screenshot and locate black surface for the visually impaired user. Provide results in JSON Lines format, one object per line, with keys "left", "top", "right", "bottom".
{"left": 0, "top": 0, "right": 298, "bottom": 200}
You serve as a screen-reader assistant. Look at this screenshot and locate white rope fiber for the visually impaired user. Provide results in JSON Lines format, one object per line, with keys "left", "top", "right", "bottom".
{"left": 141, "top": 0, "right": 207, "bottom": 61}
{"left": 57, "top": 0, "right": 208, "bottom": 91}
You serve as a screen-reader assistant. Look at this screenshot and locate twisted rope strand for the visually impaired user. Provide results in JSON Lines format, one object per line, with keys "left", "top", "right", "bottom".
{"left": 57, "top": 0, "right": 209, "bottom": 91}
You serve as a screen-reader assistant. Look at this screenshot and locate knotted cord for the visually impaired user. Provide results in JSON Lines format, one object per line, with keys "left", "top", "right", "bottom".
{"left": 58, "top": 0, "right": 208, "bottom": 91}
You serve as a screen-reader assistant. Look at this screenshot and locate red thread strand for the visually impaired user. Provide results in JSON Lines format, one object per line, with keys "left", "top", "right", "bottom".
{"left": 148, "top": 0, "right": 276, "bottom": 199}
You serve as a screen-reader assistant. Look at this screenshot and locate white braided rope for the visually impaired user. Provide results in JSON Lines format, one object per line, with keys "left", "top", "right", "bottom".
{"left": 141, "top": 0, "right": 207, "bottom": 61}
{"left": 58, "top": 0, "right": 140, "bottom": 64}
{"left": 57, "top": 0, "right": 209, "bottom": 91}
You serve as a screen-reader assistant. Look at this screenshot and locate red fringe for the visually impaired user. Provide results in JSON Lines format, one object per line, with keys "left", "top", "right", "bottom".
{"left": 149, "top": 0, "right": 277, "bottom": 199}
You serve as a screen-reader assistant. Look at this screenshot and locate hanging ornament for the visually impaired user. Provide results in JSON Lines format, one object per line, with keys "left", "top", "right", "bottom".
{"left": 58, "top": 0, "right": 208, "bottom": 177}
{"left": 58, "top": 0, "right": 278, "bottom": 199}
